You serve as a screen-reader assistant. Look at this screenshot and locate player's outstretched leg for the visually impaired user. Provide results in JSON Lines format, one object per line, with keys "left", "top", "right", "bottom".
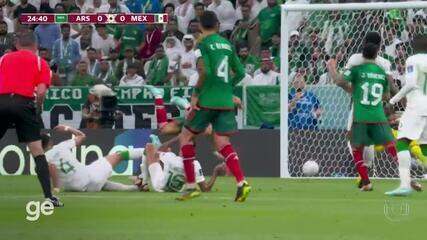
{"left": 146, "top": 85, "right": 168, "bottom": 129}
{"left": 385, "top": 139, "right": 413, "bottom": 196}
{"left": 176, "top": 128, "right": 201, "bottom": 201}
{"left": 215, "top": 134, "right": 251, "bottom": 202}
{"left": 352, "top": 147, "right": 372, "bottom": 191}
{"left": 170, "top": 96, "right": 190, "bottom": 111}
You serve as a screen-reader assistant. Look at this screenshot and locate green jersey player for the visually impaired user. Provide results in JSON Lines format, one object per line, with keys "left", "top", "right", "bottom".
{"left": 327, "top": 32, "right": 398, "bottom": 191}
{"left": 177, "top": 11, "right": 251, "bottom": 202}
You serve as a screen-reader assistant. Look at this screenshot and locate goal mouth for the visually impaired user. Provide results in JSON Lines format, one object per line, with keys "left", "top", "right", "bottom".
{"left": 279, "top": 1, "right": 427, "bottom": 178}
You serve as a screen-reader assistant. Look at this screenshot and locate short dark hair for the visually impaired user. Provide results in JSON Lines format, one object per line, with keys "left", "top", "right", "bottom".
{"left": 194, "top": 2, "right": 205, "bottom": 9}
{"left": 163, "top": 3, "right": 175, "bottom": 11}
{"left": 41, "top": 133, "right": 51, "bottom": 150}
{"left": 87, "top": 47, "right": 96, "bottom": 53}
{"left": 200, "top": 11, "right": 219, "bottom": 30}
{"left": 38, "top": 47, "right": 48, "bottom": 52}
{"left": 95, "top": 24, "right": 106, "bottom": 29}
{"left": 0, "top": 20, "right": 7, "bottom": 26}
{"left": 411, "top": 34, "right": 427, "bottom": 54}
{"left": 17, "top": 31, "right": 37, "bottom": 47}
{"left": 362, "top": 32, "right": 381, "bottom": 59}
{"left": 60, "top": 24, "right": 71, "bottom": 30}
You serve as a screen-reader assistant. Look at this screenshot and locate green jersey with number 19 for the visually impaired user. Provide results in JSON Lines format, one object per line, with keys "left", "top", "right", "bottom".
{"left": 194, "top": 33, "right": 245, "bottom": 109}
{"left": 344, "top": 63, "right": 388, "bottom": 123}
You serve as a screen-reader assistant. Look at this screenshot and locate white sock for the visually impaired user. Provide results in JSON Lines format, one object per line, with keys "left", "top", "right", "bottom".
{"left": 129, "top": 148, "right": 144, "bottom": 160}
{"left": 102, "top": 181, "right": 139, "bottom": 191}
{"left": 397, "top": 151, "right": 411, "bottom": 189}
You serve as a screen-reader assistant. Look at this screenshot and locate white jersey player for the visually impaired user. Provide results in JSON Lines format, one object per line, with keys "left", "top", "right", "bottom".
{"left": 43, "top": 125, "right": 145, "bottom": 192}
{"left": 139, "top": 135, "right": 225, "bottom": 192}
{"left": 386, "top": 35, "right": 427, "bottom": 196}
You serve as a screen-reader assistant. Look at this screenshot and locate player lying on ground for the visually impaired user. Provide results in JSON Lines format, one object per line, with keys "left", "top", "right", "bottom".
{"left": 145, "top": 84, "right": 242, "bottom": 136}
{"left": 138, "top": 135, "right": 226, "bottom": 192}
{"left": 177, "top": 11, "right": 251, "bottom": 202}
{"left": 385, "top": 34, "right": 427, "bottom": 196}
{"left": 327, "top": 31, "right": 399, "bottom": 191}
{"left": 43, "top": 125, "right": 145, "bottom": 192}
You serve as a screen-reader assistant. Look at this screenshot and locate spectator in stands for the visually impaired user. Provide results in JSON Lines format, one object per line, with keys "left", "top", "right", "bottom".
{"left": 54, "top": 3, "right": 65, "bottom": 13}
{"left": 86, "top": 0, "right": 104, "bottom": 13}
{"left": 179, "top": 34, "right": 196, "bottom": 83}
{"left": 207, "top": 0, "right": 235, "bottom": 37}
{"left": 13, "top": 0, "right": 37, "bottom": 19}
{"left": 257, "top": 0, "right": 280, "bottom": 47}
{"left": 235, "top": 0, "right": 266, "bottom": 21}
{"left": 99, "top": 0, "right": 130, "bottom": 13}
{"left": 125, "top": 0, "right": 161, "bottom": 13}
{"left": 71, "top": 60, "right": 98, "bottom": 86}
{"left": 162, "top": 16, "right": 184, "bottom": 41}
{"left": 288, "top": 75, "right": 321, "bottom": 130}
{"left": 163, "top": 3, "right": 175, "bottom": 19}
{"left": 231, "top": 5, "right": 257, "bottom": 48}
{"left": 139, "top": 24, "right": 162, "bottom": 60}
{"left": 175, "top": 0, "right": 194, "bottom": 34}
{"left": 237, "top": 43, "right": 259, "bottom": 77}
{"left": 75, "top": 0, "right": 91, "bottom": 13}
{"left": 86, "top": 47, "right": 100, "bottom": 76}
{"left": 34, "top": 23, "right": 61, "bottom": 52}
{"left": 52, "top": 24, "right": 81, "bottom": 85}
{"left": 193, "top": 2, "right": 205, "bottom": 21}
{"left": 39, "top": 0, "right": 55, "bottom": 13}
{"left": 39, "top": 47, "right": 62, "bottom": 86}
{"left": 76, "top": 24, "right": 94, "bottom": 59}
{"left": 115, "top": 47, "right": 143, "bottom": 80}
{"left": 164, "top": 36, "right": 183, "bottom": 75}
{"left": 114, "top": 24, "right": 144, "bottom": 58}
{"left": 108, "top": 48, "right": 120, "bottom": 70}
{"left": 93, "top": 24, "right": 115, "bottom": 57}
{"left": 96, "top": 56, "right": 118, "bottom": 87}
{"left": 81, "top": 86, "right": 102, "bottom": 129}
{"left": 0, "top": 7, "right": 13, "bottom": 33}
{"left": 0, "top": 21, "right": 14, "bottom": 56}
{"left": 146, "top": 45, "right": 169, "bottom": 86}
{"left": 187, "top": 19, "right": 200, "bottom": 36}
{"left": 250, "top": 57, "right": 279, "bottom": 85}
{"left": 60, "top": 0, "right": 77, "bottom": 13}
{"left": 119, "top": 63, "right": 145, "bottom": 86}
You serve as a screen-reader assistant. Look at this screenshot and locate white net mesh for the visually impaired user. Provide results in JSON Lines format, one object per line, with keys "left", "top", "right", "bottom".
{"left": 284, "top": 5, "right": 427, "bottom": 178}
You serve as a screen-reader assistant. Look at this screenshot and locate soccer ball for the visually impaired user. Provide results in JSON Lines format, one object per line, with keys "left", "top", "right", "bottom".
{"left": 302, "top": 160, "right": 319, "bottom": 176}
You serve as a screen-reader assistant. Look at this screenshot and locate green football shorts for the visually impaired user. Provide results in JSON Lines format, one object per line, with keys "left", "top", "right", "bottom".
{"left": 350, "top": 122, "right": 394, "bottom": 147}
{"left": 184, "top": 108, "right": 237, "bottom": 135}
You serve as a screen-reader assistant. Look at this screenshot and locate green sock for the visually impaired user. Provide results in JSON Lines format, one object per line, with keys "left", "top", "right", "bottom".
{"left": 420, "top": 145, "right": 427, "bottom": 156}
{"left": 118, "top": 150, "right": 130, "bottom": 160}
{"left": 396, "top": 139, "right": 410, "bottom": 152}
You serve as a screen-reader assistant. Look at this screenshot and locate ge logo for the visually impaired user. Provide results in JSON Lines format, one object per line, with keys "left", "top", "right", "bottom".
{"left": 25, "top": 200, "right": 54, "bottom": 222}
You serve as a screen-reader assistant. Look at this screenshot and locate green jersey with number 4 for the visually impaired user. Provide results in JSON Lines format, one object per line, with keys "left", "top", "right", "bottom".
{"left": 195, "top": 33, "right": 245, "bottom": 109}
{"left": 344, "top": 63, "right": 389, "bottom": 123}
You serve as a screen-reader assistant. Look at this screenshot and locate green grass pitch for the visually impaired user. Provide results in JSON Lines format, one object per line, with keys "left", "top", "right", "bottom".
{"left": 0, "top": 176, "right": 425, "bottom": 240}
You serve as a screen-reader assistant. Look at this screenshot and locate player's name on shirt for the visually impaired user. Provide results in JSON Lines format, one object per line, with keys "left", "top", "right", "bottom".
{"left": 208, "top": 43, "right": 232, "bottom": 51}
{"left": 361, "top": 72, "right": 386, "bottom": 80}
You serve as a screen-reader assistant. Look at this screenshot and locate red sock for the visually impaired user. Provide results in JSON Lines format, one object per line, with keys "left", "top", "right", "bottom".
{"left": 155, "top": 98, "right": 168, "bottom": 128}
{"left": 385, "top": 142, "right": 398, "bottom": 162}
{"left": 219, "top": 144, "right": 245, "bottom": 183}
{"left": 181, "top": 144, "right": 196, "bottom": 184}
{"left": 352, "top": 148, "right": 370, "bottom": 184}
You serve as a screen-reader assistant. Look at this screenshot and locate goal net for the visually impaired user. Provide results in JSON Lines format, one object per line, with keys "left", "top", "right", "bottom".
{"left": 280, "top": 2, "right": 427, "bottom": 178}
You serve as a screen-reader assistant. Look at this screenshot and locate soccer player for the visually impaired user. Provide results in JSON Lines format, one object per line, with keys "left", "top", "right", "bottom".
{"left": 327, "top": 31, "right": 398, "bottom": 191}
{"left": 385, "top": 34, "right": 427, "bottom": 196}
{"left": 139, "top": 135, "right": 226, "bottom": 192}
{"left": 43, "top": 125, "right": 145, "bottom": 192}
{"left": 175, "top": 11, "right": 251, "bottom": 202}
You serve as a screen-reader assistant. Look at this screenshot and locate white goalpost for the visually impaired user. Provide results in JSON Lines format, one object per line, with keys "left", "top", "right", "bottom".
{"left": 280, "top": 1, "right": 427, "bottom": 178}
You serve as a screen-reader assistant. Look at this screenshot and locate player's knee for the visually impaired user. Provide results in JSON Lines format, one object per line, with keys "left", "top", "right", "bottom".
{"left": 27, "top": 141, "right": 44, "bottom": 157}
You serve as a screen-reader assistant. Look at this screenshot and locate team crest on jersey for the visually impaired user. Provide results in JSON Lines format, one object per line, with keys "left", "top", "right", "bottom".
{"left": 407, "top": 65, "right": 414, "bottom": 73}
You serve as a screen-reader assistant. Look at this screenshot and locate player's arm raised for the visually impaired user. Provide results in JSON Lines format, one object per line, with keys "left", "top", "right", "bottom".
{"left": 54, "top": 124, "right": 87, "bottom": 147}
{"left": 326, "top": 58, "right": 352, "bottom": 93}
{"left": 390, "top": 59, "right": 418, "bottom": 105}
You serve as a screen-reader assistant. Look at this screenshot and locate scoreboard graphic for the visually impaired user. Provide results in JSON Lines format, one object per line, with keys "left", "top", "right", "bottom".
{"left": 20, "top": 13, "right": 168, "bottom": 24}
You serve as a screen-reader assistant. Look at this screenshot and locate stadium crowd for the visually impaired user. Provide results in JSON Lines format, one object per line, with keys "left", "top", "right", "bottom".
{"left": 0, "top": 0, "right": 425, "bottom": 89}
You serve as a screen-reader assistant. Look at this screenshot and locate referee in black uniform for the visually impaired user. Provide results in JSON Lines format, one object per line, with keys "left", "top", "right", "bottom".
{"left": 0, "top": 31, "right": 63, "bottom": 207}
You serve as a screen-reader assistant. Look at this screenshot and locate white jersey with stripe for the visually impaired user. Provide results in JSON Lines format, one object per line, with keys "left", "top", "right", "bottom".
{"left": 402, "top": 54, "right": 427, "bottom": 115}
